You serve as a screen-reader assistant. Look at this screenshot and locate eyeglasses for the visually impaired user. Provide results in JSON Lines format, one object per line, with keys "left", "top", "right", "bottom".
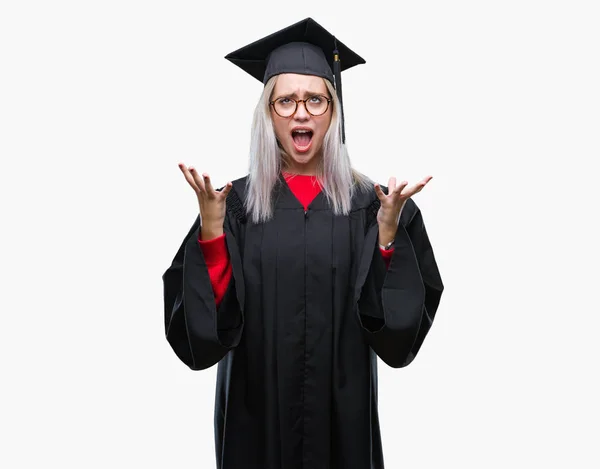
{"left": 270, "top": 94, "right": 332, "bottom": 118}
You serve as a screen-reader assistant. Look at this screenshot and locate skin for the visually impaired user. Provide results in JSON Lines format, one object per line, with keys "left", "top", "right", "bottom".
{"left": 270, "top": 73, "right": 332, "bottom": 175}
{"left": 178, "top": 73, "right": 433, "bottom": 243}
{"left": 375, "top": 176, "right": 433, "bottom": 246}
{"left": 178, "top": 164, "right": 231, "bottom": 240}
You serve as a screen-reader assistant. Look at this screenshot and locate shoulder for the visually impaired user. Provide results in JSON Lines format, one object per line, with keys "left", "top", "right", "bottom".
{"left": 230, "top": 175, "right": 249, "bottom": 197}
{"left": 224, "top": 175, "right": 249, "bottom": 224}
{"left": 399, "top": 197, "right": 420, "bottom": 227}
{"left": 348, "top": 171, "right": 374, "bottom": 210}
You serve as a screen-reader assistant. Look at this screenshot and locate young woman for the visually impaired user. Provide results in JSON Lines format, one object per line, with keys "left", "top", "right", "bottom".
{"left": 163, "top": 17, "right": 444, "bottom": 469}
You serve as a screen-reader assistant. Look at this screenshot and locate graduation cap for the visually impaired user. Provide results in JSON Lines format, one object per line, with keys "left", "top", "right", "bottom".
{"left": 225, "top": 17, "right": 366, "bottom": 143}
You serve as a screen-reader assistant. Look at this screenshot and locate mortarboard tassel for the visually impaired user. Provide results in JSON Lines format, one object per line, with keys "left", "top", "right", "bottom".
{"left": 333, "top": 37, "right": 345, "bottom": 144}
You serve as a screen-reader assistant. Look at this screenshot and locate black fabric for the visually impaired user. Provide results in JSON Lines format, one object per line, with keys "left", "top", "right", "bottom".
{"left": 163, "top": 175, "right": 444, "bottom": 469}
{"left": 225, "top": 17, "right": 365, "bottom": 84}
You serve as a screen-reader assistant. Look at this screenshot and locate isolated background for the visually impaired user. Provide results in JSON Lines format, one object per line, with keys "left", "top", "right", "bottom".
{"left": 1, "top": 0, "right": 599, "bottom": 467}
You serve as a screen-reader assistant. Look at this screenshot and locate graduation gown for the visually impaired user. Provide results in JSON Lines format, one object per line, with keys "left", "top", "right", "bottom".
{"left": 162, "top": 175, "right": 444, "bottom": 469}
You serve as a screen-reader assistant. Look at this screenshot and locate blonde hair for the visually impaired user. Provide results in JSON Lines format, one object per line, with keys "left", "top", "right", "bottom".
{"left": 245, "top": 75, "right": 372, "bottom": 223}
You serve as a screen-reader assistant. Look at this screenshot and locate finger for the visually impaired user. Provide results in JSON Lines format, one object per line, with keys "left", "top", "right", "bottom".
{"left": 179, "top": 163, "right": 200, "bottom": 192}
{"left": 387, "top": 177, "right": 397, "bottom": 194}
{"left": 178, "top": 162, "right": 189, "bottom": 174}
{"left": 401, "top": 183, "right": 421, "bottom": 198}
{"left": 402, "top": 179, "right": 428, "bottom": 198}
{"left": 219, "top": 181, "right": 233, "bottom": 198}
{"left": 395, "top": 180, "right": 408, "bottom": 197}
{"left": 189, "top": 167, "right": 206, "bottom": 193}
{"left": 374, "top": 183, "right": 387, "bottom": 201}
{"left": 203, "top": 173, "right": 215, "bottom": 195}
{"left": 413, "top": 175, "right": 432, "bottom": 193}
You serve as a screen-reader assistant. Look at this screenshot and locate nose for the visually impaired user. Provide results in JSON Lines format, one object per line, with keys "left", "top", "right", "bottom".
{"left": 293, "top": 101, "right": 310, "bottom": 121}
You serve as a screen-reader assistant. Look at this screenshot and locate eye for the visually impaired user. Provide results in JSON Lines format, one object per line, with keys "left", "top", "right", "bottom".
{"left": 309, "top": 96, "right": 324, "bottom": 104}
{"left": 278, "top": 98, "right": 292, "bottom": 105}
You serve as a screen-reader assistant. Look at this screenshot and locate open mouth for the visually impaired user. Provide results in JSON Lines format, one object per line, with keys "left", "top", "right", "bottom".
{"left": 291, "top": 129, "right": 313, "bottom": 152}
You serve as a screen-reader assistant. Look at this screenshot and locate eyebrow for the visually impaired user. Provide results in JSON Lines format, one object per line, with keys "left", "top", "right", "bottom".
{"left": 276, "top": 90, "right": 326, "bottom": 98}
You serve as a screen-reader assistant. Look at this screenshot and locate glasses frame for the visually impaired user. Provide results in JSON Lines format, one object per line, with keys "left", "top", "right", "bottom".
{"left": 269, "top": 94, "right": 332, "bottom": 118}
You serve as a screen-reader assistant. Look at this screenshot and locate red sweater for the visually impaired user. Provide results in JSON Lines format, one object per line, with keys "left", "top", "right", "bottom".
{"left": 198, "top": 173, "right": 394, "bottom": 307}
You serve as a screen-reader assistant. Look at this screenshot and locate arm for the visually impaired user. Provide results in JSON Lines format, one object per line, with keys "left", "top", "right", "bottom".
{"left": 162, "top": 209, "right": 244, "bottom": 370}
{"left": 198, "top": 233, "right": 232, "bottom": 307}
{"left": 355, "top": 199, "right": 443, "bottom": 368}
{"left": 379, "top": 247, "right": 394, "bottom": 269}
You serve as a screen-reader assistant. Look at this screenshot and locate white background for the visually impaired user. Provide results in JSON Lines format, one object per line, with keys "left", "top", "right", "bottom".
{"left": 1, "top": 0, "right": 599, "bottom": 467}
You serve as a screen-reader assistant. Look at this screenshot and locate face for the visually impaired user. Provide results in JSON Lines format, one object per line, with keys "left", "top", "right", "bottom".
{"left": 270, "top": 73, "right": 333, "bottom": 175}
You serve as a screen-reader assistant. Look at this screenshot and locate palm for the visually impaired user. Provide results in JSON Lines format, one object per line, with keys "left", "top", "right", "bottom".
{"left": 178, "top": 163, "right": 232, "bottom": 223}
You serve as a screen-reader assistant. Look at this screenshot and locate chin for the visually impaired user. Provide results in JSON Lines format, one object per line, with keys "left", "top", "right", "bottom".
{"left": 286, "top": 146, "right": 319, "bottom": 169}
{"left": 290, "top": 150, "right": 316, "bottom": 164}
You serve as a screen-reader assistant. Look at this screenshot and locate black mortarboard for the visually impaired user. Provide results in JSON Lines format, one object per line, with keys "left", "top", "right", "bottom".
{"left": 225, "top": 17, "right": 366, "bottom": 143}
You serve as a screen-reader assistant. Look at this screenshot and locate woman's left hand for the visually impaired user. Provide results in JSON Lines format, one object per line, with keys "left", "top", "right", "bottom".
{"left": 375, "top": 175, "right": 433, "bottom": 243}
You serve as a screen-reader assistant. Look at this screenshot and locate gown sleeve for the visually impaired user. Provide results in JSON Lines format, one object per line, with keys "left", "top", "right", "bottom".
{"left": 198, "top": 234, "right": 233, "bottom": 308}
{"left": 162, "top": 206, "right": 245, "bottom": 371}
{"left": 355, "top": 199, "right": 444, "bottom": 368}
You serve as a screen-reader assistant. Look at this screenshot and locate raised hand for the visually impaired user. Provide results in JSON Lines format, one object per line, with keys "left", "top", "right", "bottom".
{"left": 375, "top": 175, "right": 432, "bottom": 244}
{"left": 178, "top": 162, "right": 232, "bottom": 240}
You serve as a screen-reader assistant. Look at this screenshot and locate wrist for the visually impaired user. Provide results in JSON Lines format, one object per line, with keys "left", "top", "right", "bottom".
{"left": 379, "top": 239, "right": 395, "bottom": 251}
{"left": 200, "top": 220, "right": 224, "bottom": 241}
{"left": 378, "top": 225, "right": 397, "bottom": 247}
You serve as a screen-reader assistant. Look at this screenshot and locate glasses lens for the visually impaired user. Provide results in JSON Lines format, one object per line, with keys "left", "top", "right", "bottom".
{"left": 274, "top": 98, "right": 296, "bottom": 117}
{"left": 306, "top": 96, "right": 328, "bottom": 116}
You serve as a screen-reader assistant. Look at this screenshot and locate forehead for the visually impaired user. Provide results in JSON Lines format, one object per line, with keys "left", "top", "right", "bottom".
{"left": 273, "top": 73, "right": 329, "bottom": 96}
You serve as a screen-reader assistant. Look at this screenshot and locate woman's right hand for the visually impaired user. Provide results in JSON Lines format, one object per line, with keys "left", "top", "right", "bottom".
{"left": 179, "top": 163, "right": 232, "bottom": 240}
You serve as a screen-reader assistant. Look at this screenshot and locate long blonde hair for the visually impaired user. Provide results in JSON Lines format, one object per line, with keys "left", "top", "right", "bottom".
{"left": 245, "top": 75, "right": 371, "bottom": 223}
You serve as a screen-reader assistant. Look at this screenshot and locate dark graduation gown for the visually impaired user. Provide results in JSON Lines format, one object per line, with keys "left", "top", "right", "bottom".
{"left": 162, "top": 175, "right": 444, "bottom": 469}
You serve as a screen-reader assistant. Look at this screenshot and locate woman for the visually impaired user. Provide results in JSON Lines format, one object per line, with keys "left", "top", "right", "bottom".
{"left": 163, "top": 18, "right": 444, "bottom": 469}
